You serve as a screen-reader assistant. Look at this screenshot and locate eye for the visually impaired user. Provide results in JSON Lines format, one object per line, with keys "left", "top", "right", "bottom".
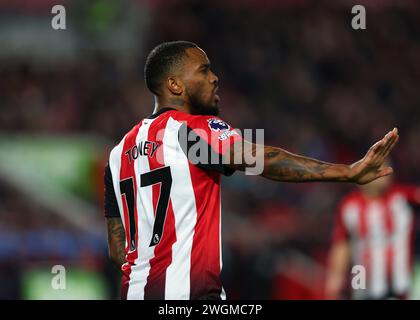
{"left": 200, "top": 65, "right": 210, "bottom": 73}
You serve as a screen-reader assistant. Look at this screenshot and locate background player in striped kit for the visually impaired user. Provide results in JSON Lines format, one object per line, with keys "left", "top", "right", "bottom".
{"left": 104, "top": 41, "right": 399, "bottom": 299}
{"left": 326, "top": 160, "right": 420, "bottom": 299}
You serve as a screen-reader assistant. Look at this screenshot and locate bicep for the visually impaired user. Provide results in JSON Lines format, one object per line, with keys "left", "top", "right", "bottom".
{"left": 225, "top": 139, "right": 259, "bottom": 172}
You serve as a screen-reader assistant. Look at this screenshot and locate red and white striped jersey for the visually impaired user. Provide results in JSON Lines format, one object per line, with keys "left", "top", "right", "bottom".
{"left": 332, "top": 185, "right": 420, "bottom": 299}
{"left": 104, "top": 107, "right": 242, "bottom": 300}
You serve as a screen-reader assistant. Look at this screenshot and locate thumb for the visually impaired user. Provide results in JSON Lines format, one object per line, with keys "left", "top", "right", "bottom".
{"left": 376, "top": 166, "right": 394, "bottom": 178}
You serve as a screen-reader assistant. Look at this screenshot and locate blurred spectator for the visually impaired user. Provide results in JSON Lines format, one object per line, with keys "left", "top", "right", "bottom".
{"left": 326, "top": 162, "right": 420, "bottom": 299}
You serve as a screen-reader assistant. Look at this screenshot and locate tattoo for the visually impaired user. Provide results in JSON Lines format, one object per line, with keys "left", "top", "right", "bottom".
{"left": 107, "top": 217, "right": 126, "bottom": 268}
{"left": 262, "top": 146, "right": 347, "bottom": 182}
{"left": 267, "top": 150, "right": 280, "bottom": 158}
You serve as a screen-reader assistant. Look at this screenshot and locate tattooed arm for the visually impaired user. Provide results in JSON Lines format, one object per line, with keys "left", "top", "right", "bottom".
{"left": 106, "top": 217, "right": 126, "bottom": 269}
{"left": 258, "top": 146, "right": 350, "bottom": 182}
{"left": 227, "top": 128, "right": 399, "bottom": 184}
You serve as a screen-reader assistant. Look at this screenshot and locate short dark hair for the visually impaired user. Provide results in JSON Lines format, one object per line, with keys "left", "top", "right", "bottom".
{"left": 144, "top": 41, "right": 198, "bottom": 96}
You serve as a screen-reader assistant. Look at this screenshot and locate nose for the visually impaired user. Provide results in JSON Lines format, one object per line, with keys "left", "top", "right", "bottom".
{"left": 210, "top": 71, "right": 219, "bottom": 86}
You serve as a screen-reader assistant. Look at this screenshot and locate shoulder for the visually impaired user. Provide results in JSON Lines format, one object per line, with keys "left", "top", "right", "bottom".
{"left": 167, "top": 111, "right": 232, "bottom": 131}
{"left": 338, "top": 190, "right": 363, "bottom": 211}
{"left": 190, "top": 115, "right": 232, "bottom": 131}
{"left": 389, "top": 184, "right": 417, "bottom": 194}
{"left": 389, "top": 184, "right": 420, "bottom": 203}
{"left": 109, "top": 122, "right": 141, "bottom": 162}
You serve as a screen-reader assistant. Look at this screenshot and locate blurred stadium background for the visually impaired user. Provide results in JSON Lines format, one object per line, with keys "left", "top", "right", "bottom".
{"left": 1, "top": 0, "right": 420, "bottom": 299}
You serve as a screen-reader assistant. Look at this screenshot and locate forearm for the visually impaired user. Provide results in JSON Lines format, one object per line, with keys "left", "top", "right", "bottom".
{"left": 262, "top": 145, "right": 351, "bottom": 182}
{"left": 326, "top": 263, "right": 348, "bottom": 299}
{"left": 106, "top": 217, "right": 126, "bottom": 269}
{"left": 326, "top": 270, "right": 347, "bottom": 300}
{"left": 109, "top": 242, "right": 126, "bottom": 269}
{"left": 326, "top": 241, "right": 351, "bottom": 299}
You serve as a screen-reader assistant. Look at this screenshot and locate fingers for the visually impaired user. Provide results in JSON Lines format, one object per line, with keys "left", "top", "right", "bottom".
{"left": 370, "top": 128, "right": 399, "bottom": 162}
{"left": 380, "top": 128, "right": 398, "bottom": 154}
{"left": 368, "top": 128, "right": 395, "bottom": 153}
{"left": 377, "top": 127, "right": 397, "bottom": 152}
{"left": 375, "top": 166, "right": 394, "bottom": 179}
{"left": 369, "top": 140, "right": 383, "bottom": 153}
{"left": 381, "top": 132, "right": 399, "bottom": 158}
{"left": 363, "top": 167, "right": 394, "bottom": 184}
{"left": 356, "top": 129, "right": 398, "bottom": 184}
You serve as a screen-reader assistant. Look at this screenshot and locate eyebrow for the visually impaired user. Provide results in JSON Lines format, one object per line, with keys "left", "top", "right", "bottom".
{"left": 199, "top": 63, "right": 211, "bottom": 70}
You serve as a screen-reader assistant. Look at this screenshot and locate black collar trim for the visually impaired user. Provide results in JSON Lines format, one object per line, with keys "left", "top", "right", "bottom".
{"left": 147, "top": 107, "right": 177, "bottom": 119}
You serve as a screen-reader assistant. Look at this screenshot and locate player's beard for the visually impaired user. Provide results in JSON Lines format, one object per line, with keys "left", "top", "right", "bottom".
{"left": 187, "top": 89, "right": 219, "bottom": 116}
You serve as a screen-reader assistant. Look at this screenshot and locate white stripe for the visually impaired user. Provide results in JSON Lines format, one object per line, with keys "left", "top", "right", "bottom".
{"left": 390, "top": 194, "right": 413, "bottom": 294}
{"left": 342, "top": 204, "right": 363, "bottom": 271}
{"left": 341, "top": 203, "right": 365, "bottom": 299}
{"left": 163, "top": 117, "right": 198, "bottom": 300}
{"left": 219, "top": 187, "right": 226, "bottom": 300}
{"left": 342, "top": 202, "right": 359, "bottom": 233}
{"left": 127, "top": 119, "right": 157, "bottom": 300}
{"left": 367, "top": 201, "right": 387, "bottom": 298}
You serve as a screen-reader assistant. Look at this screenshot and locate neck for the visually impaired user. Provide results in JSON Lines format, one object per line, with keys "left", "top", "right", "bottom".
{"left": 362, "top": 187, "right": 387, "bottom": 200}
{"left": 363, "top": 191, "right": 382, "bottom": 199}
{"left": 153, "top": 96, "right": 191, "bottom": 114}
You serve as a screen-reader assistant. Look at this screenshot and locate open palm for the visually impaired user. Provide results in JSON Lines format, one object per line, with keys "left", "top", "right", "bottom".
{"left": 349, "top": 128, "right": 399, "bottom": 185}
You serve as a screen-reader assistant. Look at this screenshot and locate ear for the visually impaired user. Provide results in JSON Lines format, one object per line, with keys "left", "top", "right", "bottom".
{"left": 166, "top": 77, "right": 183, "bottom": 96}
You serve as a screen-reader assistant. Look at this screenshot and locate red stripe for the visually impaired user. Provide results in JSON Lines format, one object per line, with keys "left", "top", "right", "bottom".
{"left": 357, "top": 197, "right": 371, "bottom": 281}
{"left": 189, "top": 164, "right": 223, "bottom": 299}
{"left": 143, "top": 116, "right": 177, "bottom": 299}
{"left": 383, "top": 196, "right": 394, "bottom": 283}
{"left": 408, "top": 213, "right": 415, "bottom": 272}
{"left": 402, "top": 192, "right": 415, "bottom": 294}
{"left": 119, "top": 123, "right": 142, "bottom": 299}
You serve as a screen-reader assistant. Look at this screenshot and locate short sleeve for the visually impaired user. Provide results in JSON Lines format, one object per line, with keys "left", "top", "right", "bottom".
{"left": 104, "top": 164, "right": 121, "bottom": 218}
{"left": 393, "top": 185, "right": 420, "bottom": 205}
{"left": 178, "top": 116, "right": 242, "bottom": 176}
{"left": 190, "top": 116, "right": 242, "bottom": 156}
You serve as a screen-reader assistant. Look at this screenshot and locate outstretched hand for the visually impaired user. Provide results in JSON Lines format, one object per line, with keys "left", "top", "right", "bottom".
{"left": 349, "top": 128, "right": 399, "bottom": 185}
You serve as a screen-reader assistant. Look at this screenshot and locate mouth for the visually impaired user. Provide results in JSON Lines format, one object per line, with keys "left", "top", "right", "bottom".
{"left": 213, "top": 87, "right": 220, "bottom": 102}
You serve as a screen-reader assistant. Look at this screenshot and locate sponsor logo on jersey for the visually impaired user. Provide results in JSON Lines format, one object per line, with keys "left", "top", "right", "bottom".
{"left": 208, "top": 118, "right": 230, "bottom": 132}
{"left": 153, "top": 234, "right": 160, "bottom": 245}
{"left": 218, "top": 130, "right": 239, "bottom": 141}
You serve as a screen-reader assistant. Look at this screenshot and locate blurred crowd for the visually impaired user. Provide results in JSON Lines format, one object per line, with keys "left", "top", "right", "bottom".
{"left": 1, "top": 0, "right": 420, "bottom": 299}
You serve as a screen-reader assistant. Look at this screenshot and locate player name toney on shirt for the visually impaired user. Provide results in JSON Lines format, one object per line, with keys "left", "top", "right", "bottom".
{"left": 124, "top": 140, "right": 160, "bottom": 164}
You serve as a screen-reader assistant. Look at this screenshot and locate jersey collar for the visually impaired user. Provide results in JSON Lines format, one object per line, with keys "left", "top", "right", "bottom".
{"left": 147, "top": 107, "right": 177, "bottom": 119}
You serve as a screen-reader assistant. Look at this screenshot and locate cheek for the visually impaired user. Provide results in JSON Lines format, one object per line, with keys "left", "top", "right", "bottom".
{"left": 188, "top": 80, "right": 207, "bottom": 97}
{"left": 185, "top": 76, "right": 200, "bottom": 90}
